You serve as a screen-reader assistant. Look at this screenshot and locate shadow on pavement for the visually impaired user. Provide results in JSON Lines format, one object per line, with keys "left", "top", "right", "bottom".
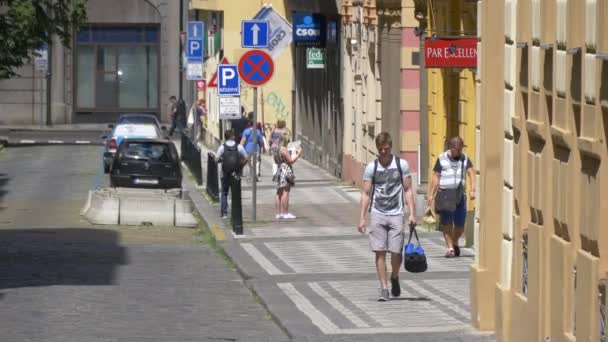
{"left": 390, "top": 297, "right": 432, "bottom": 302}
{"left": 0, "top": 173, "right": 8, "bottom": 211}
{"left": 0, "top": 228, "right": 128, "bottom": 290}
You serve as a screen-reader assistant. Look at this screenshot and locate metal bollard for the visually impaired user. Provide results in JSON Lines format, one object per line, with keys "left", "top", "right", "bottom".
{"left": 230, "top": 174, "right": 243, "bottom": 235}
{"left": 206, "top": 152, "right": 219, "bottom": 201}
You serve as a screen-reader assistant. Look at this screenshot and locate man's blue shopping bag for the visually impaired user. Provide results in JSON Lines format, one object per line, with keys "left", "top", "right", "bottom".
{"left": 403, "top": 223, "right": 428, "bottom": 273}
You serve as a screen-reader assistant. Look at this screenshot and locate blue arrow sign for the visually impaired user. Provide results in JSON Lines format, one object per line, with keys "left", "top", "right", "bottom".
{"left": 217, "top": 64, "right": 240, "bottom": 96}
{"left": 187, "top": 21, "right": 204, "bottom": 62}
{"left": 188, "top": 21, "right": 203, "bottom": 39}
{"left": 242, "top": 20, "right": 269, "bottom": 48}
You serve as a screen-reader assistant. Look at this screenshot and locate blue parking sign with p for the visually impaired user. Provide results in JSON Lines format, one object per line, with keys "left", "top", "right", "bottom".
{"left": 217, "top": 64, "right": 240, "bottom": 96}
{"left": 187, "top": 21, "right": 204, "bottom": 62}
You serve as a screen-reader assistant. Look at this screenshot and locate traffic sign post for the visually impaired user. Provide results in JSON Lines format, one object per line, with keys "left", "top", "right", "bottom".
{"left": 217, "top": 64, "right": 240, "bottom": 96}
{"left": 196, "top": 80, "right": 206, "bottom": 91}
{"left": 186, "top": 21, "right": 204, "bottom": 62}
{"left": 237, "top": 50, "right": 275, "bottom": 222}
{"left": 242, "top": 20, "right": 269, "bottom": 48}
{"left": 218, "top": 97, "right": 241, "bottom": 120}
{"left": 207, "top": 57, "right": 230, "bottom": 88}
{"left": 186, "top": 21, "right": 204, "bottom": 80}
{"left": 238, "top": 50, "right": 274, "bottom": 86}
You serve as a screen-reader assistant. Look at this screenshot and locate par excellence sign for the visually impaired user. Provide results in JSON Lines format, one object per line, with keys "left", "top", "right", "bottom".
{"left": 424, "top": 37, "right": 478, "bottom": 68}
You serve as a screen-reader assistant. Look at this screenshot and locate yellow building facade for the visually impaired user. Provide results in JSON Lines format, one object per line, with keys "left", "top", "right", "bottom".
{"left": 425, "top": 0, "right": 478, "bottom": 241}
{"left": 471, "top": 1, "right": 608, "bottom": 341}
{"left": 190, "top": 0, "right": 294, "bottom": 147}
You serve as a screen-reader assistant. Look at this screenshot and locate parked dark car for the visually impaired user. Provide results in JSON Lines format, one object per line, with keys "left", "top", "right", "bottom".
{"left": 108, "top": 139, "right": 182, "bottom": 189}
{"left": 102, "top": 123, "right": 163, "bottom": 173}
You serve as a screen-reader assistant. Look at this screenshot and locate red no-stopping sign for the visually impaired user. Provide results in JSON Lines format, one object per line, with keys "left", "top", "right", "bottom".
{"left": 238, "top": 50, "right": 274, "bottom": 86}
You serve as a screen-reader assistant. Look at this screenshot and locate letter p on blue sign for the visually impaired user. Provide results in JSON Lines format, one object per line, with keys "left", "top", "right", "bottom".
{"left": 217, "top": 64, "right": 240, "bottom": 96}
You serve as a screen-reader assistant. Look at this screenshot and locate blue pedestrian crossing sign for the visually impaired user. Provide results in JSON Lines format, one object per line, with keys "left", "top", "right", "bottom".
{"left": 187, "top": 21, "right": 204, "bottom": 62}
{"left": 217, "top": 64, "right": 240, "bottom": 96}
{"left": 242, "top": 20, "right": 269, "bottom": 48}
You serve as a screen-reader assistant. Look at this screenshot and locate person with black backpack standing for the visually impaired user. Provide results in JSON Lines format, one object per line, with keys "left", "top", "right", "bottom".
{"left": 216, "top": 130, "right": 249, "bottom": 219}
{"left": 357, "top": 132, "right": 417, "bottom": 301}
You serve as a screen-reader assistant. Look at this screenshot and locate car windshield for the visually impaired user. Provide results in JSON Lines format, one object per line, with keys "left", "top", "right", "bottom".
{"left": 122, "top": 142, "right": 173, "bottom": 162}
{"left": 114, "top": 124, "right": 159, "bottom": 138}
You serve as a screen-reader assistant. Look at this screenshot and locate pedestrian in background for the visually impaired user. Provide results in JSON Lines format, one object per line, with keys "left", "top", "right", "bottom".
{"left": 269, "top": 120, "right": 288, "bottom": 177}
{"left": 167, "top": 95, "right": 177, "bottom": 126}
{"left": 197, "top": 99, "right": 207, "bottom": 127}
{"left": 427, "top": 136, "right": 475, "bottom": 258}
{"left": 358, "top": 132, "right": 416, "bottom": 302}
{"left": 194, "top": 99, "right": 207, "bottom": 141}
{"left": 216, "top": 130, "right": 248, "bottom": 219}
{"left": 274, "top": 133, "right": 302, "bottom": 220}
{"left": 232, "top": 106, "right": 249, "bottom": 144}
{"left": 240, "top": 113, "right": 266, "bottom": 182}
{"left": 169, "top": 97, "right": 187, "bottom": 137}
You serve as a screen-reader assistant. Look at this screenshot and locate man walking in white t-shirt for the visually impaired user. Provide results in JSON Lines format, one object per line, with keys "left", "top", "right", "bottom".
{"left": 357, "top": 132, "right": 417, "bottom": 301}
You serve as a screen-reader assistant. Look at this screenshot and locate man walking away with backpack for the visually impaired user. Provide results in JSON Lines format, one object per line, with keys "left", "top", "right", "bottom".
{"left": 216, "top": 130, "right": 249, "bottom": 219}
{"left": 357, "top": 132, "right": 417, "bottom": 301}
{"left": 169, "top": 97, "right": 187, "bottom": 137}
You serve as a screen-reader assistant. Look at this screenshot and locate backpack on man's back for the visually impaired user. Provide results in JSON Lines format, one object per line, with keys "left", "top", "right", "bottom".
{"left": 222, "top": 143, "right": 240, "bottom": 175}
{"left": 175, "top": 99, "right": 187, "bottom": 120}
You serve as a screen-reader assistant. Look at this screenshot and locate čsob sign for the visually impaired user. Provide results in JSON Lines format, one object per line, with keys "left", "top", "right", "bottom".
{"left": 424, "top": 37, "right": 478, "bottom": 68}
{"left": 293, "top": 13, "right": 325, "bottom": 43}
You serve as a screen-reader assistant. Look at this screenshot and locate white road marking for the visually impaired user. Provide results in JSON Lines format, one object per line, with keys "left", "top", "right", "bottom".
{"left": 241, "top": 243, "right": 283, "bottom": 275}
{"left": 48, "top": 140, "right": 64, "bottom": 144}
{"left": 75, "top": 140, "right": 91, "bottom": 144}
{"left": 405, "top": 280, "right": 471, "bottom": 318}
{"left": 280, "top": 281, "right": 481, "bottom": 335}
{"left": 264, "top": 239, "right": 474, "bottom": 274}
{"left": 278, "top": 283, "right": 340, "bottom": 334}
{"left": 19, "top": 140, "right": 35, "bottom": 144}
{"left": 308, "top": 282, "right": 370, "bottom": 328}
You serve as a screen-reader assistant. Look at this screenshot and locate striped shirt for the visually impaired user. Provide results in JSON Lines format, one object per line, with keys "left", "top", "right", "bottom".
{"left": 433, "top": 151, "right": 473, "bottom": 190}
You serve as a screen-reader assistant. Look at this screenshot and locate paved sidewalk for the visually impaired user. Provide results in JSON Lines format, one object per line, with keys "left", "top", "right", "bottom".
{"left": 184, "top": 141, "right": 495, "bottom": 342}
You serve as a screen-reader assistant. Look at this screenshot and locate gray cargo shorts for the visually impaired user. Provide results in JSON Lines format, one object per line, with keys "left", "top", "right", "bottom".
{"left": 368, "top": 212, "right": 404, "bottom": 254}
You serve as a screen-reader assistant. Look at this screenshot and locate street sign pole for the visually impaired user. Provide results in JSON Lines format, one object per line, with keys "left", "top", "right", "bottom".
{"left": 238, "top": 48, "right": 274, "bottom": 223}
{"left": 252, "top": 86, "right": 258, "bottom": 222}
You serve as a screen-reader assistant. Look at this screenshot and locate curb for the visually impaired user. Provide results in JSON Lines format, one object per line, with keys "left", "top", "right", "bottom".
{"left": 182, "top": 172, "right": 294, "bottom": 341}
{"left": 0, "top": 124, "right": 109, "bottom": 131}
{"left": 5, "top": 139, "right": 104, "bottom": 147}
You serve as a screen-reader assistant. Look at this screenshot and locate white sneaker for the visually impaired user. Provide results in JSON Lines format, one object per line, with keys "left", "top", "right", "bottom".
{"left": 275, "top": 214, "right": 283, "bottom": 219}
{"left": 282, "top": 213, "right": 296, "bottom": 219}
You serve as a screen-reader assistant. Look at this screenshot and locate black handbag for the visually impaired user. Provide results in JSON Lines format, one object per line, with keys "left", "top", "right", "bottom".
{"left": 403, "top": 223, "right": 427, "bottom": 273}
{"left": 435, "top": 187, "right": 463, "bottom": 212}
{"left": 434, "top": 155, "right": 466, "bottom": 212}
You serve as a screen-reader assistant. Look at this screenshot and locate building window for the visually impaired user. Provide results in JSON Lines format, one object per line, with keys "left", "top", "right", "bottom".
{"left": 75, "top": 25, "right": 159, "bottom": 113}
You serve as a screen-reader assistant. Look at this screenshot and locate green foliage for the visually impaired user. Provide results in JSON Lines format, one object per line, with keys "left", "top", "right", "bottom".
{"left": 0, "top": 0, "right": 87, "bottom": 79}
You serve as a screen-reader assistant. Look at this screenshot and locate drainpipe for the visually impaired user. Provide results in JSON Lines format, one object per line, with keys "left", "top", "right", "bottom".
{"left": 414, "top": 1, "right": 428, "bottom": 187}
{"left": 179, "top": 0, "right": 184, "bottom": 100}
{"left": 46, "top": 3, "right": 54, "bottom": 126}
